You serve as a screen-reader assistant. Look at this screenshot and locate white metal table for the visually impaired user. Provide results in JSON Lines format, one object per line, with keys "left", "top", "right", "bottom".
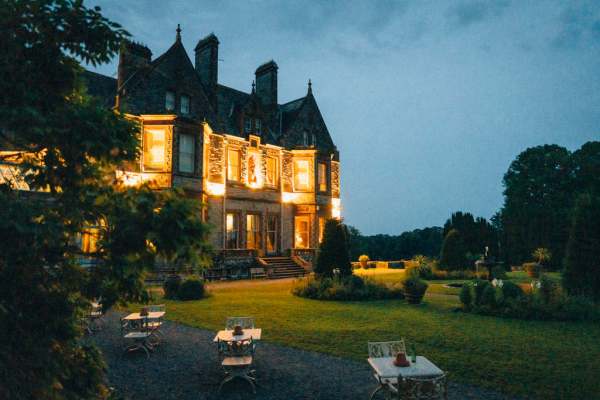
{"left": 123, "top": 311, "right": 165, "bottom": 320}
{"left": 367, "top": 356, "right": 443, "bottom": 399}
{"left": 213, "top": 328, "right": 262, "bottom": 343}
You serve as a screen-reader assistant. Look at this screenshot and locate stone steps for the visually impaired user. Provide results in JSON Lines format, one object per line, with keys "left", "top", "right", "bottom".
{"left": 259, "top": 256, "right": 307, "bottom": 279}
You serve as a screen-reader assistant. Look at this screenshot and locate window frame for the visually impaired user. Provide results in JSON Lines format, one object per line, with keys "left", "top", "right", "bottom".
{"left": 227, "top": 148, "right": 241, "bottom": 182}
{"left": 294, "top": 215, "right": 311, "bottom": 249}
{"left": 246, "top": 213, "right": 262, "bottom": 250}
{"left": 293, "top": 157, "right": 311, "bottom": 192}
{"left": 318, "top": 162, "right": 327, "bottom": 192}
{"left": 265, "top": 156, "right": 278, "bottom": 187}
{"left": 165, "top": 91, "right": 175, "bottom": 111}
{"left": 180, "top": 94, "right": 190, "bottom": 115}
{"left": 178, "top": 133, "right": 195, "bottom": 174}
{"left": 225, "top": 212, "right": 240, "bottom": 249}
{"left": 143, "top": 127, "right": 167, "bottom": 172}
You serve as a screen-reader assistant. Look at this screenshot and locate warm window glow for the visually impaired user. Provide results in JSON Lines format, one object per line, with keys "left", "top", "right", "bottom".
{"left": 143, "top": 128, "right": 166, "bottom": 171}
{"left": 227, "top": 149, "right": 240, "bottom": 181}
{"left": 226, "top": 213, "right": 239, "bottom": 249}
{"left": 265, "top": 156, "right": 278, "bottom": 186}
{"left": 282, "top": 192, "right": 298, "bottom": 203}
{"left": 180, "top": 95, "right": 190, "bottom": 114}
{"left": 165, "top": 91, "right": 175, "bottom": 111}
{"left": 318, "top": 162, "right": 327, "bottom": 192}
{"left": 295, "top": 215, "right": 310, "bottom": 248}
{"left": 247, "top": 152, "right": 262, "bottom": 188}
{"left": 80, "top": 227, "right": 100, "bottom": 254}
{"left": 294, "top": 159, "right": 310, "bottom": 191}
{"left": 179, "top": 133, "right": 194, "bottom": 173}
{"left": 206, "top": 181, "right": 225, "bottom": 196}
{"left": 246, "top": 214, "right": 261, "bottom": 250}
{"left": 332, "top": 198, "right": 341, "bottom": 219}
{"left": 319, "top": 217, "right": 325, "bottom": 243}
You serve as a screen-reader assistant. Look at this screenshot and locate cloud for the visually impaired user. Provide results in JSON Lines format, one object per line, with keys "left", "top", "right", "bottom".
{"left": 446, "top": 0, "right": 510, "bottom": 28}
{"left": 551, "top": 4, "right": 600, "bottom": 50}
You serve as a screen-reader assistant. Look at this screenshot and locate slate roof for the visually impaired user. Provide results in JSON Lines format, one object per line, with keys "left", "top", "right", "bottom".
{"left": 81, "top": 70, "right": 117, "bottom": 108}
{"left": 83, "top": 33, "right": 336, "bottom": 154}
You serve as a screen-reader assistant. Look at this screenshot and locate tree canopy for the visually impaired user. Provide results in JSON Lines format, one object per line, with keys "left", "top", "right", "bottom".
{"left": 315, "top": 219, "right": 352, "bottom": 278}
{"left": 0, "top": 1, "right": 211, "bottom": 398}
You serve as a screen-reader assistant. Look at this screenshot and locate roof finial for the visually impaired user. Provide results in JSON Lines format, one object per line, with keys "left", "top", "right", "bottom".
{"left": 251, "top": 80, "right": 256, "bottom": 94}
{"left": 307, "top": 79, "right": 312, "bottom": 94}
{"left": 176, "top": 24, "right": 182, "bottom": 41}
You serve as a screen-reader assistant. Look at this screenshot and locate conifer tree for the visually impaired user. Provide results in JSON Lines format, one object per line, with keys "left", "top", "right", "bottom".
{"left": 439, "top": 229, "right": 468, "bottom": 271}
{"left": 315, "top": 219, "right": 352, "bottom": 278}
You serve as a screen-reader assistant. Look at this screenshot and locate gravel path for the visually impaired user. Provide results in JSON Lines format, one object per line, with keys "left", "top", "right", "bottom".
{"left": 92, "top": 312, "right": 521, "bottom": 400}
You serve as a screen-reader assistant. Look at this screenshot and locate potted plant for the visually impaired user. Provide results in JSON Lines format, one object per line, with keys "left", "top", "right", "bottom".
{"left": 401, "top": 273, "right": 429, "bottom": 304}
{"left": 358, "top": 254, "right": 370, "bottom": 269}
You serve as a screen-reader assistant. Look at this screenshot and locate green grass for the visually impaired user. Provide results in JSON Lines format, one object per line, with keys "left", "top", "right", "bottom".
{"left": 129, "top": 271, "right": 600, "bottom": 399}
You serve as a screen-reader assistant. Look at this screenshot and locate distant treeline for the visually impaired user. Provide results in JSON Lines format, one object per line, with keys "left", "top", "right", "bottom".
{"left": 346, "top": 226, "right": 443, "bottom": 261}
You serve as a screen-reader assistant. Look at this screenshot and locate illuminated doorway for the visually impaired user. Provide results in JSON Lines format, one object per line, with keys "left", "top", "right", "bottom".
{"left": 294, "top": 215, "right": 310, "bottom": 249}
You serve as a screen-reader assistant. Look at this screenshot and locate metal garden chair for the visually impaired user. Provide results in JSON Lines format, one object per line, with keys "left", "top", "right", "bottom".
{"left": 217, "top": 337, "right": 256, "bottom": 394}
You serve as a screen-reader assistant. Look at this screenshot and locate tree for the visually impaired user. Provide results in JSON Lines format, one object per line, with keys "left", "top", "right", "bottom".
{"left": 443, "top": 211, "right": 498, "bottom": 258}
{"left": 500, "top": 145, "right": 574, "bottom": 267}
{"left": 532, "top": 247, "right": 551, "bottom": 266}
{"left": 0, "top": 1, "right": 211, "bottom": 398}
{"left": 573, "top": 141, "right": 600, "bottom": 195}
{"left": 315, "top": 219, "right": 352, "bottom": 278}
{"left": 562, "top": 193, "right": 600, "bottom": 301}
{"left": 439, "top": 229, "right": 468, "bottom": 271}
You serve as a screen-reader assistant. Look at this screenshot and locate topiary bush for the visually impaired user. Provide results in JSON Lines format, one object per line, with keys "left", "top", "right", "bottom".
{"left": 459, "top": 283, "right": 473, "bottom": 310}
{"left": 480, "top": 284, "right": 498, "bottom": 308}
{"left": 163, "top": 274, "right": 182, "bottom": 299}
{"left": 177, "top": 277, "right": 206, "bottom": 300}
{"left": 501, "top": 281, "right": 524, "bottom": 301}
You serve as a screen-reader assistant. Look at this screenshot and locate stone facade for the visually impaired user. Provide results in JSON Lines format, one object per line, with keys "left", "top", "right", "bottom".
{"left": 83, "top": 27, "right": 341, "bottom": 270}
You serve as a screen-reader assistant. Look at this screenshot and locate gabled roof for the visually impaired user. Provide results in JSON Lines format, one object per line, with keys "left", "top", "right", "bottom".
{"left": 81, "top": 70, "right": 116, "bottom": 108}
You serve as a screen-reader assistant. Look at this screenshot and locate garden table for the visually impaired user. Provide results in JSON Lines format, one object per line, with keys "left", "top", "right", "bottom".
{"left": 123, "top": 311, "right": 165, "bottom": 320}
{"left": 367, "top": 356, "right": 443, "bottom": 399}
{"left": 213, "top": 328, "right": 262, "bottom": 343}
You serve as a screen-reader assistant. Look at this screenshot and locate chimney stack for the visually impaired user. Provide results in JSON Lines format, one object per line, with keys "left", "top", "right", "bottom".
{"left": 255, "top": 60, "right": 278, "bottom": 111}
{"left": 117, "top": 41, "right": 152, "bottom": 92}
{"left": 195, "top": 33, "right": 219, "bottom": 107}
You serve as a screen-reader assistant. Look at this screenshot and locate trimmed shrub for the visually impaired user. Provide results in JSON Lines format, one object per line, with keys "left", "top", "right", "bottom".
{"left": 491, "top": 266, "right": 507, "bottom": 280}
{"left": 472, "top": 279, "right": 490, "bottom": 306}
{"left": 459, "top": 284, "right": 473, "bottom": 309}
{"left": 501, "top": 281, "right": 524, "bottom": 300}
{"left": 292, "top": 275, "right": 404, "bottom": 301}
{"left": 177, "top": 278, "right": 205, "bottom": 300}
{"left": 315, "top": 219, "right": 352, "bottom": 277}
{"left": 163, "top": 275, "right": 182, "bottom": 299}
{"left": 480, "top": 285, "right": 498, "bottom": 308}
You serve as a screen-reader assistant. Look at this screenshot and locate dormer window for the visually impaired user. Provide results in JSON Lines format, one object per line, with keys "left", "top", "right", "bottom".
{"left": 244, "top": 118, "right": 252, "bottom": 133}
{"left": 312, "top": 134, "right": 317, "bottom": 147}
{"left": 255, "top": 119, "right": 262, "bottom": 135}
{"left": 302, "top": 131, "right": 308, "bottom": 146}
{"left": 180, "top": 95, "right": 190, "bottom": 115}
{"left": 165, "top": 91, "right": 175, "bottom": 111}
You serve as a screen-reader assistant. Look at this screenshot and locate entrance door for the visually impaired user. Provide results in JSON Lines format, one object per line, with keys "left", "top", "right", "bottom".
{"left": 266, "top": 214, "right": 278, "bottom": 255}
{"left": 294, "top": 215, "right": 310, "bottom": 249}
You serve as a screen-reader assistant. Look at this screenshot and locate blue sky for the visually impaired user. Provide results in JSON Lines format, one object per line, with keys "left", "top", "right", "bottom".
{"left": 88, "top": 0, "right": 600, "bottom": 235}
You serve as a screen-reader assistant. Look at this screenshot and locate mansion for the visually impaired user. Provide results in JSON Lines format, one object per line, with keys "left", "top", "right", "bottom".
{"left": 83, "top": 27, "right": 341, "bottom": 277}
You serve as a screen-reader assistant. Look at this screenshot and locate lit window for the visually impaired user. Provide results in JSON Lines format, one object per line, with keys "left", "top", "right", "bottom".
{"left": 318, "top": 162, "right": 327, "bottom": 192}
{"left": 143, "top": 128, "right": 166, "bottom": 171}
{"left": 165, "top": 91, "right": 175, "bottom": 111}
{"left": 179, "top": 133, "right": 194, "bottom": 173}
{"left": 295, "top": 215, "right": 310, "bottom": 249}
{"left": 319, "top": 217, "right": 325, "bottom": 243}
{"left": 227, "top": 148, "right": 241, "bottom": 181}
{"left": 247, "top": 152, "right": 260, "bottom": 186}
{"left": 266, "top": 215, "right": 278, "bottom": 254}
{"left": 293, "top": 158, "right": 310, "bottom": 191}
{"left": 80, "top": 226, "right": 100, "bottom": 254}
{"left": 246, "top": 214, "right": 261, "bottom": 250}
{"left": 244, "top": 118, "right": 252, "bottom": 133}
{"left": 255, "top": 119, "right": 262, "bottom": 134}
{"left": 180, "top": 95, "right": 190, "bottom": 114}
{"left": 265, "top": 156, "right": 278, "bottom": 186}
{"left": 226, "top": 213, "right": 239, "bottom": 249}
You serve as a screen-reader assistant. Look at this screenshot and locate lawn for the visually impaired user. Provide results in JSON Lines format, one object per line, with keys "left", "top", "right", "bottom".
{"left": 133, "top": 270, "right": 600, "bottom": 399}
